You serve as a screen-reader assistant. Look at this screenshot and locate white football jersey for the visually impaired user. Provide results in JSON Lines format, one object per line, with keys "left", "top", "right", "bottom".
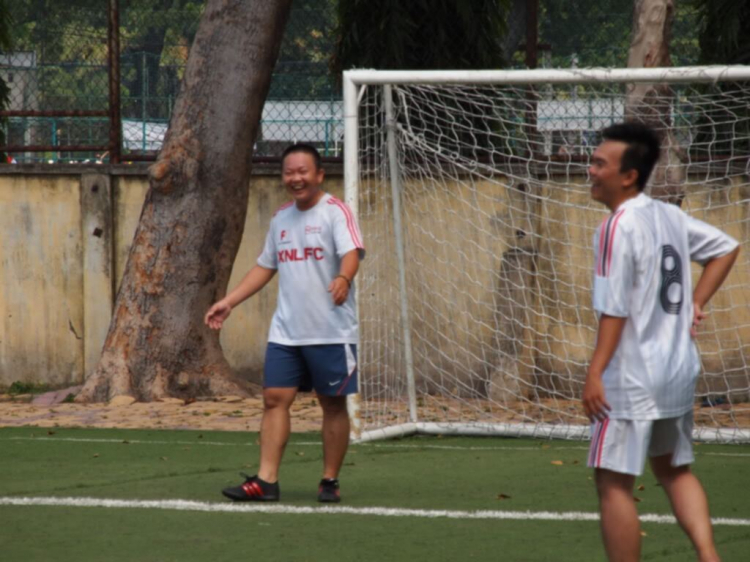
{"left": 592, "top": 193, "right": 738, "bottom": 419}
{"left": 257, "top": 193, "right": 365, "bottom": 345}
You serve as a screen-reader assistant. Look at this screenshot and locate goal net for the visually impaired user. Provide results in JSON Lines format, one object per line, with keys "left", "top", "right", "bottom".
{"left": 343, "top": 67, "right": 750, "bottom": 443}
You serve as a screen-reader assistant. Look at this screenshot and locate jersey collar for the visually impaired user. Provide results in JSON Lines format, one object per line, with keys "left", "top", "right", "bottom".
{"left": 614, "top": 192, "right": 649, "bottom": 213}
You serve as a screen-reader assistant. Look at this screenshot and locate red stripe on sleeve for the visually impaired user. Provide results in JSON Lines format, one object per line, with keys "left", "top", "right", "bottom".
{"left": 597, "top": 218, "right": 608, "bottom": 276}
{"left": 605, "top": 210, "right": 625, "bottom": 276}
{"left": 328, "top": 197, "right": 364, "bottom": 249}
{"left": 273, "top": 201, "right": 294, "bottom": 217}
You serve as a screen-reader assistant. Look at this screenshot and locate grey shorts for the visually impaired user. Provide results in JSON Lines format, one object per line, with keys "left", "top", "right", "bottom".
{"left": 588, "top": 411, "right": 694, "bottom": 476}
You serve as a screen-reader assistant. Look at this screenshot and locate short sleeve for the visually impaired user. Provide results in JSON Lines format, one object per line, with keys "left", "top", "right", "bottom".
{"left": 257, "top": 224, "right": 278, "bottom": 269}
{"left": 592, "top": 213, "right": 634, "bottom": 318}
{"left": 328, "top": 198, "right": 366, "bottom": 259}
{"left": 686, "top": 215, "right": 738, "bottom": 265}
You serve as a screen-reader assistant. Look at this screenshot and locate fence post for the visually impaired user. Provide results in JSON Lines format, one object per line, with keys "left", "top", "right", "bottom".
{"left": 108, "top": 0, "right": 122, "bottom": 164}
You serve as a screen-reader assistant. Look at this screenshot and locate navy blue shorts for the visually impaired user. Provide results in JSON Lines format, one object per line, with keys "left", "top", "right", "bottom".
{"left": 263, "top": 343, "right": 358, "bottom": 396}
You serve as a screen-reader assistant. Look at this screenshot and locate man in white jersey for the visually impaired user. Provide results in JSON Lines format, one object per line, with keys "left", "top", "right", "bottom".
{"left": 583, "top": 122, "right": 739, "bottom": 562}
{"left": 205, "top": 143, "right": 364, "bottom": 503}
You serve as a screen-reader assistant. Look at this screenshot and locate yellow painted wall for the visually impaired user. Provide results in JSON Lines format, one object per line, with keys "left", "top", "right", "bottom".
{"left": 1, "top": 167, "right": 748, "bottom": 400}
{"left": 0, "top": 174, "right": 84, "bottom": 387}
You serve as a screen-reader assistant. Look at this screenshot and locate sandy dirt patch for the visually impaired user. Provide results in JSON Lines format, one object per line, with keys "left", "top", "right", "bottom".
{"left": 0, "top": 394, "right": 324, "bottom": 433}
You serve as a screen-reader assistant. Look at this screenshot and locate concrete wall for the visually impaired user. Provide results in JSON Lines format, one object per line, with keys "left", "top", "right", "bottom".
{"left": 0, "top": 174, "right": 83, "bottom": 387}
{"left": 0, "top": 165, "right": 343, "bottom": 388}
{"left": 1, "top": 165, "right": 748, "bottom": 400}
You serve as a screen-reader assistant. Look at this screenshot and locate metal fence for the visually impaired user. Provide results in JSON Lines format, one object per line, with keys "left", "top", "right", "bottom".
{"left": 0, "top": 0, "right": 702, "bottom": 164}
{"left": 1, "top": 0, "right": 340, "bottom": 163}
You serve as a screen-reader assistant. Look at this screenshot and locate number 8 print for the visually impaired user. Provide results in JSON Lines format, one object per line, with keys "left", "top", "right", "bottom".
{"left": 660, "top": 244, "right": 683, "bottom": 315}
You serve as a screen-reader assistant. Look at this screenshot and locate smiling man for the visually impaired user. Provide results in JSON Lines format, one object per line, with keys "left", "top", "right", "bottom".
{"left": 584, "top": 122, "right": 739, "bottom": 562}
{"left": 205, "top": 143, "right": 364, "bottom": 504}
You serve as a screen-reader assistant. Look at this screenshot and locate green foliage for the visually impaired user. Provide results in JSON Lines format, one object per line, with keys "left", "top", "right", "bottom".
{"left": 331, "top": 0, "right": 510, "bottom": 75}
{"left": 11, "top": 0, "right": 103, "bottom": 60}
{"left": 331, "top": 0, "right": 513, "bottom": 164}
{"left": 0, "top": 0, "right": 12, "bottom": 159}
{"left": 539, "top": 0, "right": 700, "bottom": 69}
{"left": 7, "top": 380, "right": 50, "bottom": 395}
{"left": 694, "top": 0, "right": 750, "bottom": 64}
{"left": 270, "top": 0, "right": 338, "bottom": 100}
{"left": 11, "top": 1, "right": 108, "bottom": 116}
{"left": 539, "top": 0, "right": 631, "bottom": 68}
{"left": 119, "top": 0, "right": 203, "bottom": 119}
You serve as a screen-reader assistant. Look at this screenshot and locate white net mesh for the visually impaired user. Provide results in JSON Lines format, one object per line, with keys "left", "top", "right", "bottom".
{"left": 350, "top": 69, "right": 750, "bottom": 442}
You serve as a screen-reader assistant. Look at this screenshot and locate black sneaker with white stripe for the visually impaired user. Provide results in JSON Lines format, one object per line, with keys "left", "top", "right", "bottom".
{"left": 317, "top": 478, "right": 341, "bottom": 503}
{"left": 222, "top": 473, "right": 280, "bottom": 502}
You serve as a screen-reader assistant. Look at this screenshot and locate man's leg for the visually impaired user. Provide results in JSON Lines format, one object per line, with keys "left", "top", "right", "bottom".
{"left": 317, "top": 394, "right": 349, "bottom": 479}
{"left": 650, "top": 455, "right": 720, "bottom": 562}
{"left": 595, "top": 468, "right": 640, "bottom": 562}
{"left": 257, "top": 387, "right": 298, "bottom": 483}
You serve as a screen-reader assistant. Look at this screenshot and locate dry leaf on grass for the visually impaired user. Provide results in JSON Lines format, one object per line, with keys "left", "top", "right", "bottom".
{"left": 551, "top": 460, "right": 564, "bottom": 466}
{"left": 496, "top": 493, "right": 512, "bottom": 500}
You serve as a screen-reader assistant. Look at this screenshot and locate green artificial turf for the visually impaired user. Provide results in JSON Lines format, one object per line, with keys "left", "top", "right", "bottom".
{"left": 0, "top": 427, "right": 748, "bottom": 561}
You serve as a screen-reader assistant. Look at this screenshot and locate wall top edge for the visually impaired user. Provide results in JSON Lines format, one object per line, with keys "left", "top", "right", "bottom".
{"left": 0, "top": 162, "right": 345, "bottom": 177}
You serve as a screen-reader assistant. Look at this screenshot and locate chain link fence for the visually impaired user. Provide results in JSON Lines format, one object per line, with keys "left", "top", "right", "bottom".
{"left": 1, "top": 2, "right": 110, "bottom": 163}
{"left": 1, "top": 0, "right": 340, "bottom": 163}
{"left": 1, "top": 0, "right": 703, "bottom": 164}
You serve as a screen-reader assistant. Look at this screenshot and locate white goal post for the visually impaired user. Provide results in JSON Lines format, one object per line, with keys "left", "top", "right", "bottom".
{"left": 344, "top": 66, "right": 750, "bottom": 443}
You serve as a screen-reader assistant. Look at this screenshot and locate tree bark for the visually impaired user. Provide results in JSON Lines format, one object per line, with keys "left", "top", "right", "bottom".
{"left": 78, "top": 0, "right": 293, "bottom": 402}
{"left": 625, "top": 0, "right": 686, "bottom": 206}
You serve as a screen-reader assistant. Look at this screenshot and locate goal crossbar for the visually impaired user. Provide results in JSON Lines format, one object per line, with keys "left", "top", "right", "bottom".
{"left": 344, "top": 65, "right": 750, "bottom": 86}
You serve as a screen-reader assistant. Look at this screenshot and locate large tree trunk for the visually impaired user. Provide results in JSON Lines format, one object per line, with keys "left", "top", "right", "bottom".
{"left": 625, "top": 0, "right": 686, "bottom": 206}
{"left": 78, "top": 0, "right": 293, "bottom": 402}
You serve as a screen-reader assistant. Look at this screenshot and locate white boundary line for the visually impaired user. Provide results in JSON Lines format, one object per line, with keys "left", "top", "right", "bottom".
{"left": 1, "top": 496, "right": 749, "bottom": 526}
{"left": 3, "top": 436, "right": 749, "bottom": 456}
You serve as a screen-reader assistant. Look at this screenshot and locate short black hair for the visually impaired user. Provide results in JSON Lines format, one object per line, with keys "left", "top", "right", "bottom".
{"left": 601, "top": 122, "right": 661, "bottom": 191}
{"left": 281, "top": 143, "right": 322, "bottom": 171}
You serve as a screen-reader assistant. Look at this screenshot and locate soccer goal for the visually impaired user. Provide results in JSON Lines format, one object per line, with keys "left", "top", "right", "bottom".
{"left": 343, "top": 66, "right": 750, "bottom": 444}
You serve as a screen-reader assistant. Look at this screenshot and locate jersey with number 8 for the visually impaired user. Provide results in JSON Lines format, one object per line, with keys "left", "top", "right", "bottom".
{"left": 592, "top": 193, "right": 738, "bottom": 420}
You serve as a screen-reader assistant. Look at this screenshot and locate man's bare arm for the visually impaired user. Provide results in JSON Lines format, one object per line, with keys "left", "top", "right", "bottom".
{"left": 583, "top": 314, "right": 627, "bottom": 421}
{"left": 328, "top": 249, "right": 360, "bottom": 306}
{"left": 205, "top": 266, "right": 277, "bottom": 329}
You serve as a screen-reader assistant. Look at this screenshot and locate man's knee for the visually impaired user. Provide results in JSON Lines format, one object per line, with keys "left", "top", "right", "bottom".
{"left": 595, "top": 468, "right": 635, "bottom": 498}
{"left": 650, "top": 454, "right": 690, "bottom": 484}
{"left": 263, "top": 388, "right": 296, "bottom": 410}
{"left": 318, "top": 394, "right": 348, "bottom": 415}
